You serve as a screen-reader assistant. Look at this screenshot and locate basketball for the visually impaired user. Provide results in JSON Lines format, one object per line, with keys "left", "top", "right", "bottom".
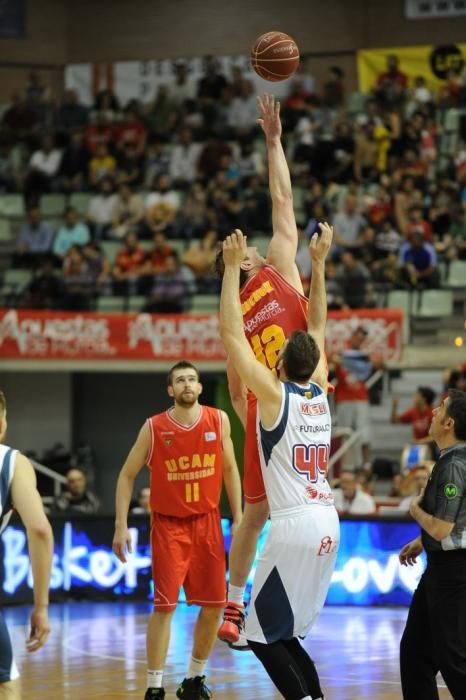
{"left": 251, "top": 31, "right": 300, "bottom": 82}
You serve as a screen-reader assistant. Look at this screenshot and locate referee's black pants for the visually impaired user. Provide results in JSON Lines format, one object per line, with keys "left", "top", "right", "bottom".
{"left": 400, "top": 551, "right": 466, "bottom": 700}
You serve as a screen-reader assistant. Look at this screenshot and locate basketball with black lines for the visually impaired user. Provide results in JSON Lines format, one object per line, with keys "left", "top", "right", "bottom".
{"left": 251, "top": 31, "right": 300, "bottom": 82}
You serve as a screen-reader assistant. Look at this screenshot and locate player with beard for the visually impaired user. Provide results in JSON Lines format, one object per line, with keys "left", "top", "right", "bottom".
{"left": 113, "top": 362, "right": 242, "bottom": 700}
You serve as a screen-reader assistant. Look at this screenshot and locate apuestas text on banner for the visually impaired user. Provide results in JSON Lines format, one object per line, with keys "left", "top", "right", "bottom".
{"left": 357, "top": 43, "right": 466, "bottom": 93}
{"left": 0, "top": 309, "right": 403, "bottom": 362}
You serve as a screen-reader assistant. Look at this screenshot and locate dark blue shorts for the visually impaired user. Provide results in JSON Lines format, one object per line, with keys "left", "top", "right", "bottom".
{"left": 0, "top": 610, "right": 18, "bottom": 683}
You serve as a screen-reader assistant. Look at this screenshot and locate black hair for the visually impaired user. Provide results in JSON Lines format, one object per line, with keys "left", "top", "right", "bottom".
{"left": 167, "top": 361, "right": 200, "bottom": 387}
{"left": 446, "top": 389, "right": 466, "bottom": 441}
{"left": 282, "top": 330, "right": 321, "bottom": 382}
{"left": 417, "top": 386, "right": 435, "bottom": 406}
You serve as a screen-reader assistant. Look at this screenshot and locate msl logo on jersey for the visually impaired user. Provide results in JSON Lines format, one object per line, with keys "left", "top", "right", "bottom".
{"left": 300, "top": 402, "right": 328, "bottom": 416}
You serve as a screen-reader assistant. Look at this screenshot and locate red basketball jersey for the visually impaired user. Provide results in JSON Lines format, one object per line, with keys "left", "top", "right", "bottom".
{"left": 240, "top": 264, "right": 308, "bottom": 370}
{"left": 147, "top": 406, "right": 223, "bottom": 517}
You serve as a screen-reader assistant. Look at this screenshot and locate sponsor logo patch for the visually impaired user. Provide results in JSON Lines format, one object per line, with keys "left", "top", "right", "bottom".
{"left": 300, "top": 403, "right": 327, "bottom": 416}
{"left": 204, "top": 432, "right": 216, "bottom": 441}
{"left": 444, "top": 483, "right": 459, "bottom": 499}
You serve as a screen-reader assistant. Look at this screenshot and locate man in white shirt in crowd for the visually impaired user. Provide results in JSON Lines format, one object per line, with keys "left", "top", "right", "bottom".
{"left": 333, "top": 469, "right": 376, "bottom": 515}
{"left": 398, "top": 464, "right": 431, "bottom": 511}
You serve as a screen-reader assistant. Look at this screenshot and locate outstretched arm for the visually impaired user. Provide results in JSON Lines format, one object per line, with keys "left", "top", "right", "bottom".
{"left": 307, "top": 222, "right": 333, "bottom": 392}
{"left": 219, "top": 230, "right": 282, "bottom": 427}
{"left": 258, "top": 94, "right": 302, "bottom": 291}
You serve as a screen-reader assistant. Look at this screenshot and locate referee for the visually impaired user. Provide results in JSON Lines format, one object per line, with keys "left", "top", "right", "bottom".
{"left": 399, "top": 388, "right": 466, "bottom": 699}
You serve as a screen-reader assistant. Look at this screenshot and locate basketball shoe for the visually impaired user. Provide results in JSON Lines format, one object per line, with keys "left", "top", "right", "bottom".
{"left": 176, "top": 675, "right": 212, "bottom": 699}
{"left": 144, "top": 688, "right": 165, "bottom": 699}
{"left": 217, "top": 602, "right": 249, "bottom": 650}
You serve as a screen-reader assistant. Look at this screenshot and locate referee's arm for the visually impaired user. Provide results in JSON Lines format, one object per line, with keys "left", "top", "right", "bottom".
{"left": 409, "top": 497, "right": 455, "bottom": 541}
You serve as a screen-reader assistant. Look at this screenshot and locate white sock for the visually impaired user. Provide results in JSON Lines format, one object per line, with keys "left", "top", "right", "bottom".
{"left": 187, "top": 656, "right": 207, "bottom": 679}
{"left": 147, "top": 669, "right": 163, "bottom": 689}
{"left": 228, "top": 584, "right": 245, "bottom": 606}
{"left": 299, "top": 696, "right": 312, "bottom": 700}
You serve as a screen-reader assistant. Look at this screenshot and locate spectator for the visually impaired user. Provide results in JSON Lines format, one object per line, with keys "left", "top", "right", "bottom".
{"left": 182, "top": 229, "right": 219, "bottom": 289}
{"left": 325, "top": 260, "right": 347, "bottom": 310}
{"left": 145, "top": 174, "right": 180, "bottom": 212}
{"left": 198, "top": 137, "right": 232, "bottom": 179}
{"left": 84, "top": 113, "right": 114, "bottom": 154}
{"left": 336, "top": 251, "right": 372, "bottom": 308}
{"left": 56, "top": 90, "right": 89, "bottom": 131}
{"left": 1, "top": 92, "right": 39, "bottom": 138}
{"left": 170, "top": 61, "right": 197, "bottom": 105}
{"left": 391, "top": 387, "right": 436, "bottom": 442}
{"left": 227, "top": 80, "right": 258, "bottom": 137}
{"left": 375, "top": 54, "right": 408, "bottom": 108}
{"left": 146, "top": 85, "right": 178, "bottom": 141}
{"left": 62, "top": 245, "right": 92, "bottom": 310}
{"left": 130, "top": 487, "right": 151, "bottom": 515}
{"left": 0, "top": 138, "right": 23, "bottom": 192}
{"left": 150, "top": 231, "right": 176, "bottom": 273}
{"left": 333, "top": 195, "right": 367, "bottom": 248}
{"left": 241, "top": 175, "right": 270, "bottom": 232}
{"left": 114, "top": 105, "right": 147, "bottom": 155}
{"left": 111, "top": 183, "right": 144, "bottom": 239}
{"left": 405, "top": 204, "right": 433, "bottom": 242}
{"left": 144, "top": 252, "right": 190, "bottom": 313}
{"left": 53, "top": 206, "right": 90, "bottom": 259}
{"left": 332, "top": 470, "right": 376, "bottom": 515}
{"left": 91, "top": 89, "right": 119, "bottom": 124}
{"left": 82, "top": 241, "right": 110, "bottom": 288}
{"left": 23, "top": 257, "right": 64, "bottom": 309}
{"left": 168, "top": 128, "right": 202, "bottom": 187}
{"left": 178, "top": 181, "right": 210, "bottom": 239}
{"left": 398, "top": 465, "right": 431, "bottom": 511}
{"left": 87, "top": 177, "right": 118, "bottom": 239}
{"left": 442, "top": 205, "right": 466, "bottom": 260}
{"left": 15, "top": 205, "right": 54, "bottom": 265}
{"left": 59, "top": 131, "right": 90, "bottom": 193}
{"left": 53, "top": 468, "right": 100, "bottom": 514}
{"left": 24, "top": 135, "right": 62, "bottom": 202}
{"left": 334, "top": 326, "right": 376, "bottom": 467}
{"left": 236, "top": 139, "right": 265, "bottom": 181}
{"left": 398, "top": 231, "right": 440, "bottom": 289}
{"left": 322, "top": 66, "right": 345, "bottom": 109}
{"left": 89, "top": 142, "right": 117, "bottom": 187}
{"left": 197, "top": 55, "right": 228, "bottom": 101}
{"left": 24, "top": 71, "right": 50, "bottom": 108}
{"left": 112, "top": 230, "right": 148, "bottom": 295}
{"left": 117, "top": 142, "right": 144, "bottom": 187}
{"left": 144, "top": 139, "right": 170, "bottom": 188}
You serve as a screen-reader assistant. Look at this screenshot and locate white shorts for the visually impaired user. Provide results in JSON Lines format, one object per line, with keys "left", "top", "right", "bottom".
{"left": 245, "top": 505, "right": 340, "bottom": 644}
{"left": 336, "top": 400, "right": 371, "bottom": 445}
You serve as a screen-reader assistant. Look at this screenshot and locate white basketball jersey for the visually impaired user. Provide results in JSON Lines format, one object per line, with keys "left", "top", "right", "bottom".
{"left": 257, "top": 381, "right": 334, "bottom": 513}
{"left": 0, "top": 444, "right": 17, "bottom": 534}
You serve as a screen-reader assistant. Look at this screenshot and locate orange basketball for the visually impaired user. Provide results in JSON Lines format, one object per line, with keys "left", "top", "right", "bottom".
{"left": 251, "top": 31, "right": 300, "bottom": 82}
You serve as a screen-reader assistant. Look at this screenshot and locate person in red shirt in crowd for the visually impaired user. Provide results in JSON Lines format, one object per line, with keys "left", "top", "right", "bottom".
{"left": 113, "top": 361, "right": 242, "bottom": 700}
{"left": 112, "top": 229, "right": 148, "bottom": 294}
{"left": 84, "top": 114, "right": 114, "bottom": 154}
{"left": 376, "top": 55, "right": 408, "bottom": 107}
{"left": 333, "top": 326, "right": 380, "bottom": 468}
{"left": 391, "top": 387, "right": 436, "bottom": 441}
{"left": 405, "top": 205, "right": 433, "bottom": 243}
{"left": 114, "top": 105, "right": 147, "bottom": 156}
{"left": 150, "top": 231, "right": 176, "bottom": 273}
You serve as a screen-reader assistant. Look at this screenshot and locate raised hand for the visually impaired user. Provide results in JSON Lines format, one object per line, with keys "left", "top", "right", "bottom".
{"left": 309, "top": 222, "right": 334, "bottom": 263}
{"left": 223, "top": 229, "right": 248, "bottom": 266}
{"left": 257, "top": 93, "right": 282, "bottom": 140}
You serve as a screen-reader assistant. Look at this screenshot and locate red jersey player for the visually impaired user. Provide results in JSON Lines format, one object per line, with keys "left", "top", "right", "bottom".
{"left": 216, "top": 94, "right": 313, "bottom": 647}
{"left": 113, "top": 361, "right": 242, "bottom": 700}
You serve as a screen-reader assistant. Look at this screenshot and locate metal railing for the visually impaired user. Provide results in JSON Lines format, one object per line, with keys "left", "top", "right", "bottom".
{"left": 328, "top": 427, "right": 361, "bottom": 480}
{"left": 31, "top": 459, "right": 66, "bottom": 500}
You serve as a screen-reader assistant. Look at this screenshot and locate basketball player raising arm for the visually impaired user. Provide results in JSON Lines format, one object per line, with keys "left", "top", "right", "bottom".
{"left": 219, "top": 227, "right": 337, "bottom": 700}
{"left": 0, "top": 393, "right": 53, "bottom": 699}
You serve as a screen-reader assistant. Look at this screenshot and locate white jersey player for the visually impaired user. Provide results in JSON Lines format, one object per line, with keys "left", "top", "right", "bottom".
{"left": 219, "top": 225, "right": 338, "bottom": 700}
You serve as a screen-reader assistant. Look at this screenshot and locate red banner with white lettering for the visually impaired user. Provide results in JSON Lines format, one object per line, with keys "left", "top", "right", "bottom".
{"left": 0, "top": 309, "right": 403, "bottom": 361}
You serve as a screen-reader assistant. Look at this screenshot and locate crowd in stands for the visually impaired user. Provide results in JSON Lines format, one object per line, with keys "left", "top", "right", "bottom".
{"left": 0, "top": 55, "right": 465, "bottom": 311}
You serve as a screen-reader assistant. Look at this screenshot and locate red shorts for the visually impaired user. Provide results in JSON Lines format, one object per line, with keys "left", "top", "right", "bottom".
{"left": 243, "top": 393, "right": 267, "bottom": 504}
{"left": 151, "top": 508, "right": 226, "bottom": 611}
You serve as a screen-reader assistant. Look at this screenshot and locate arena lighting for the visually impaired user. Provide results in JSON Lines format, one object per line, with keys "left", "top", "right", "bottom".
{"left": 0, "top": 519, "right": 425, "bottom": 606}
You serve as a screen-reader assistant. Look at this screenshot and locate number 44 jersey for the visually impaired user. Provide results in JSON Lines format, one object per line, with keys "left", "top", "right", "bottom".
{"left": 240, "top": 264, "right": 308, "bottom": 370}
{"left": 257, "top": 381, "right": 334, "bottom": 514}
{"left": 146, "top": 406, "right": 224, "bottom": 517}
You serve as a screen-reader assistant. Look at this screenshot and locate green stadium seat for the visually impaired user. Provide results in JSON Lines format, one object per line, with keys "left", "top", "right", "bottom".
{"left": 3, "top": 268, "right": 32, "bottom": 290}
{"left": 0, "top": 219, "right": 12, "bottom": 242}
{"left": 250, "top": 236, "right": 270, "bottom": 256}
{"left": 96, "top": 296, "right": 126, "bottom": 313}
{"left": 127, "top": 295, "right": 146, "bottom": 312}
{"left": 100, "top": 241, "right": 121, "bottom": 265}
{"left": 414, "top": 289, "right": 453, "bottom": 318}
{"left": 69, "top": 192, "right": 92, "bottom": 216}
{"left": 445, "top": 260, "right": 466, "bottom": 287}
{"left": 41, "top": 194, "right": 66, "bottom": 218}
{"left": 190, "top": 294, "right": 219, "bottom": 313}
{"left": 387, "top": 290, "right": 413, "bottom": 316}
{"left": 0, "top": 194, "right": 24, "bottom": 218}
{"left": 292, "top": 185, "right": 305, "bottom": 219}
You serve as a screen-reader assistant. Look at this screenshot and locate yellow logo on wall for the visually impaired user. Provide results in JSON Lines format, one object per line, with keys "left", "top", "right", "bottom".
{"left": 357, "top": 44, "right": 466, "bottom": 92}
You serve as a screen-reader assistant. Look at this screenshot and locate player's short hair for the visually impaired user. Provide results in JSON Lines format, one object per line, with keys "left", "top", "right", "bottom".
{"left": 446, "top": 389, "right": 466, "bottom": 441}
{"left": 0, "top": 391, "right": 5, "bottom": 417}
{"left": 167, "top": 361, "right": 200, "bottom": 386}
{"left": 282, "top": 330, "right": 321, "bottom": 383}
{"left": 214, "top": 248, "right": 248, "bottom": 287}
{"left": 418, "top": 386, "right": 435, "bottom": 405}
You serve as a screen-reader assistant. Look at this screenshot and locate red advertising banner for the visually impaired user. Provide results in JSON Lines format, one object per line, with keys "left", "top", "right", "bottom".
{"left": 0, "top": 308, "right": 403, "bottom": 362}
